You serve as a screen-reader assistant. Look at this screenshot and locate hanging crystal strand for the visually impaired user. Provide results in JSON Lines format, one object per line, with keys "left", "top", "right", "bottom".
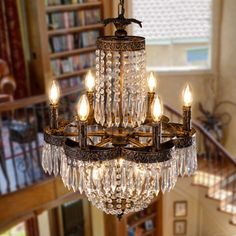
{"left": 166, "top": 166, "right": 172, "bottom": 192}
{"left": 127, "top": 166, "right": 135, "bottom": 196}
{"left": 111, "top": 166, "right": 117, "bottom": 193}
{"left": 136, "top": 167, "right": 144, "bottom": 196}
{"left": 135, "top": 51, "right": 143, "bottom": 125}
{"left": 192, "top": 136, "right": 198, "bottom": 173}
{"left": 130, "top": 52, "right": 137, "bottom": 127}
{"left": 72, "top": 165, "right": 78, "bottom": 192}
{"left": 65, "top": 162, "right": 72, "bottom": 190}
{"left": 179, "top": 149, "right": 186, "bottom": 177}
{"left": 140, "top": 50, "right": 147, "bottom": 123}
{"left": 186, "top": 147, "right": 193, "bottom": 176}
{"left": 144, "top": 169, "right": 151, "bottom": 196}
{"left": 42, "top": 143, "right": 49, "bottom": 173}
{"left": 113, "top": 52, "right": 121, "bottom": 127}
{"left": 121, "top": 164, "right": 126, "bottom": 194}
{"left": 103, "top": 165, "right": 110, "bottom": 194}
{"left": 123, "top": 52, "right": 130, "bottom": 128}
{"left": 86, "top": 167, "right": 93, "bottom": 195}
{"left": 95, "top": 50, "right": 101, "bottom": 124}
{"left": 100, "top": 51, "right": 106, "bottom": 126}
{"left": 47, "top": 145, "right": 53, "bottom": 175}
{"left": 105, "top": 52, "right": 113, "bottom": 127}
{"left": 78, "top": 165, "right": 84, "bottom": 194}
{"left": 154, "top": 172, "right": 160, "bottom": 196}
{"left": 161, "top": 166, "right": 167, "bottom": 193}
{"left": 53, "top": 147, "right": 60, "bottom": 176}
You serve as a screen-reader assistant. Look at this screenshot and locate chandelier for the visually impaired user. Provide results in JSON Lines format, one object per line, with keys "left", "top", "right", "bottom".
{"left": 42, "top": 0, "right": 197, "bottom": 218}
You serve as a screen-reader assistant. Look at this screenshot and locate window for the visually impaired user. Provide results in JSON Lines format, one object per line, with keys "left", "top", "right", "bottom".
{"left": 187, "top": 47, "right": 209, "bottom": 65}
{"left": 131, "top": 0, "right": 213, "bottom": 71}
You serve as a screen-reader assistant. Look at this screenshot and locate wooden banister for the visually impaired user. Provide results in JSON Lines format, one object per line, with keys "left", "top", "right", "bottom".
{"left": 0, "top": 86, "right": 84, "bottom": 112}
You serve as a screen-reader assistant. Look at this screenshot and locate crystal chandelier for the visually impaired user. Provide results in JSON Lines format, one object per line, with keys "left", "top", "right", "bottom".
{"left": 42, "top": 0, "right": 197, "bottom": 218}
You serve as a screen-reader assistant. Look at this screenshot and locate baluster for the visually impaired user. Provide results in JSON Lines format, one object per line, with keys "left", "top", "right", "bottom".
{"left": 0, "top": 111, "right": 10, "bottom": 193}
{"left": 32, "top": 105, "right": 43, "bottom": 180}
{"left": 8, "top": 110, "right": 20, "bottom": 189}
{"left": 25, "top": 107, "right": 36, "bottom": 183}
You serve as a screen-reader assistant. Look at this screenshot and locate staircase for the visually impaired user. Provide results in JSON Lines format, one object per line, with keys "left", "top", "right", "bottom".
{"left": 164, "top": 104, "right": 236, "bottom": 226}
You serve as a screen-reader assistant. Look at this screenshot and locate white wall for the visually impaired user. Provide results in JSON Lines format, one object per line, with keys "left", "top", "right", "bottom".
{"left": 163, "top": 178, "right": 236, "bottom": 236}
{"left": 38, "top": 211, "right": 51, "bottom": 236}
{"left": 216, "top": 0, "right": 236, "bottom": 156}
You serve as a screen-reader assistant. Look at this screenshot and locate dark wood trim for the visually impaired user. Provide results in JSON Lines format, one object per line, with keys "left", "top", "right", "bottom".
{"left": 26, "top": 216, "right": 40, "bottom": 236}
{"left": 50, "top": 46, "right": 97, "bottom": 59}
{"left": 0, "top": 178, "right": 85, "bottom": 233}
{"left": 0, "top": 86, "right": 84, "bottom": 112}
{"left": 46, "top": 2, "right": 102, "bottom": 13}
{"left": 56, "top": 67, "right": 94, "bottom": 80}
{"left": 48, "top": 24, "right": 104, "bottom": 37}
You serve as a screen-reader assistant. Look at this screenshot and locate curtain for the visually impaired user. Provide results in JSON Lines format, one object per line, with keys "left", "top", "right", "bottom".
{"left": 0, "top": 0, "right": 28, "bottom": 98}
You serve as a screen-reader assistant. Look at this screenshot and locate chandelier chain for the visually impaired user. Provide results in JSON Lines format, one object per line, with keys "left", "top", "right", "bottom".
{"left": 118, "top": 0, "right": 125, "bottom": 16}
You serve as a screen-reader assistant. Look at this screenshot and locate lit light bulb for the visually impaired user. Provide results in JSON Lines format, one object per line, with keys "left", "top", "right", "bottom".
{"left": 151, "top": 96, "right": 163, "bottom": 122}
{"left": 85, "top": 70, "right": 95, "bottom": 92}
{"left": 49, "top": 80, "right": 60, "bottom": 105}
{"left": 77, "top": 94, "right": 90, "bottom": 121}
{"left": 183, "top": 84, "right": 193, "bottom": 107}
{"left": 147, "top": 72, "right": 157, "bottom": 93}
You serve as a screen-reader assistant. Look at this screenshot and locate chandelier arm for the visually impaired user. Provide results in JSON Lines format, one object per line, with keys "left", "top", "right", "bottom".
{"left": 128, "top": 137, "right": 146, "bottom": 148}
{"left": 88, "top": 137, "right": 95, "bottom": 146}
{"left": 96, "top": 137, "right": 113, "bottom": 147}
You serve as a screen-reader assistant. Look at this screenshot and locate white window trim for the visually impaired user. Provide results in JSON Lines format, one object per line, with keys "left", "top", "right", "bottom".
{"left": 127, "top": 0, "right": 222, "bottom": 76}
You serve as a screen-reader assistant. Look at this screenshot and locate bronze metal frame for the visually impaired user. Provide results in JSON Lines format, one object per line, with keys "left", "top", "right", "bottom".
{"left": 43, "top": 0, "right": 196, "bottom": 166}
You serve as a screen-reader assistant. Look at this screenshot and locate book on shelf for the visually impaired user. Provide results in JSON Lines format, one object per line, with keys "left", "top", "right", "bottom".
{"left": 50, "top": 52, "right": 95, "bottom": 77}
{"left": 51, "top": 59, "right": 61, "bottom": 76}
{"left": 80, "top": 30, "right": 99, "bottom": 47}
{"left": 84, "top": 9, "right": 101, "bottom": 25}
{"left": 61, "top": 58, "right": 74, "bottom": 73}
{"left": 50, "top": 35, "right": 75, "bottom": 53}
{"left": 45, "top": 0, "right": 99, "bottom": 6}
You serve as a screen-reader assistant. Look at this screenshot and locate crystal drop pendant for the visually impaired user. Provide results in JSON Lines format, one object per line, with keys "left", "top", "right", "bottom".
{"left": 121, "top": 167, "right": 126, "bottom": 193}
{"left": 111, "top": 168, "right": 116, "bottom": 193}
{"left": 104, "top": 168, "right": 110, "bottom": 194}
{"left": 78, "top": 167, "right": 84, "bottom": 194}
{"left": 53, "top": 149, "right": 59, "bottom": 176}
{"left": 47, "top": 146, "right": 53, "bottom": 175}
{"left": 161, "top": 168, "right": 167, "bottom": 193}
{"left": 128, "top": 168, "right": 135, "bottom": 195}
{"left": 42, "top": 144, "right": 48, "bottom": 173}
{"left": 154, "top": 173, "right": 160, "bottom": 195}
{"left": 72, "top": 167, "right": 78, "bottom": 192}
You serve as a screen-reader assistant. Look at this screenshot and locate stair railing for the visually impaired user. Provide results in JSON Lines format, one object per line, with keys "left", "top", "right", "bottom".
{"left": 0, "top": 86, "right": 83, "bottom": 195}
{"left": 164, "top": 104, "right": 236, "bottom": 221}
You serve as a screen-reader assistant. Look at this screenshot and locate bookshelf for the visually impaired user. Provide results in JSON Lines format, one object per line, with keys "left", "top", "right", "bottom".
{"left": 104, "top": 195, "right": 163, "bottom": 236}
{"left": 125, "top": 197, "right": 162, "bottom": 236}
{"left": 104, "top": 194, "right": 163, "bottom": 236}
{"left": 26, "top": 0, "right": 108, "bottom": 95}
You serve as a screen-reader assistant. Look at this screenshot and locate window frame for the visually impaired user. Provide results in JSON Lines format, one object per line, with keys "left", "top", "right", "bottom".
{"left": 127, "top": 0, "right": 222, "bottom": 76}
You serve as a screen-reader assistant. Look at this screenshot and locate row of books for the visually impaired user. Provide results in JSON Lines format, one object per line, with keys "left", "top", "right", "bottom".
{"left": 60, "top": 76, "right": 84, "bottom": 89}
{"left": 51, "top": 52, "right": 95, "bottom": 76}
{"left": 45, "top": 0, "right": 97, "bottom": 6}
{"left": 47, "top": 9, "right": 101, "bottom": 30}
{"left": 49, "top": 30, "right": 99, "bottom": 53}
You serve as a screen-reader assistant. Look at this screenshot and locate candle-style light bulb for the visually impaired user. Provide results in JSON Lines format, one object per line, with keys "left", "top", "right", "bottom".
{"left": 147, "top": 72, "right": 157, "bottom": 93}
{"left": 49, "top": 80, "right": 60, "bottom": 105}
{"left": 85, "top": 70, "right": 95, "bottom": 92}
{"left": 183, "top": 84, "right": 193, "bottom": 107}
{"left": 77, "top": 94, "right": 90, "bottom": 121}
{"left": 151, "top": 96, "right": 163, "bottom": 122}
